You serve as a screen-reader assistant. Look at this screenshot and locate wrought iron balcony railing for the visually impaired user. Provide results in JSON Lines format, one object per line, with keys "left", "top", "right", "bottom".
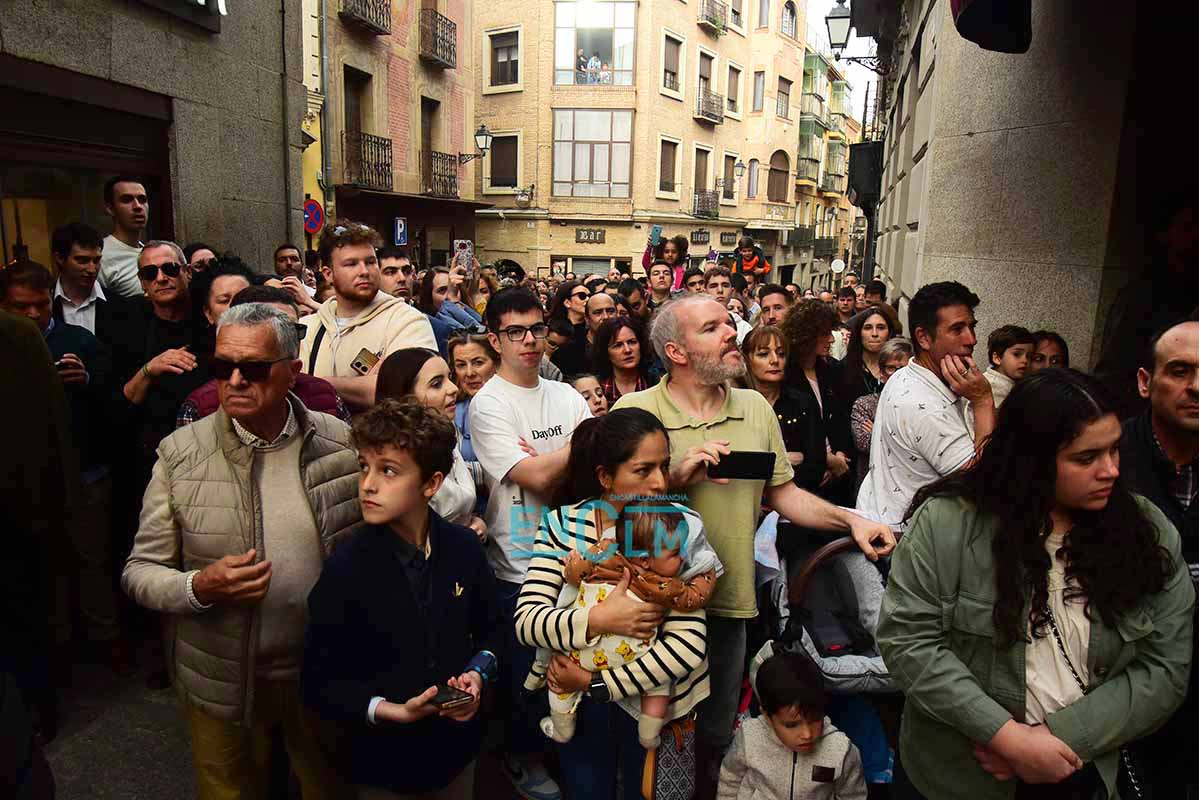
{"left": 693, "top": 190, "right": 720, "bottom": 219}
{"left": 814, "top": 236, "right": 837, "bottom": 258}
{"left": 793, "top": 225, "right": 816, "bottom": 246}
{"left": 339, "top": 0, "right": 390, "bottom": 35}
{"left": 420, "top": 8, "right": 457, "bottom": 69}
{"left": 343, "top": 131, "right": 393, "bottom": 191}
{"left": 694, "top": 88, "right": 725, "bottom": 124}
{"left": 698, "top": 0, "right": 728, "bottom": 31}
{"left": 422, "top": 150, "right": 460, "bottom": 198}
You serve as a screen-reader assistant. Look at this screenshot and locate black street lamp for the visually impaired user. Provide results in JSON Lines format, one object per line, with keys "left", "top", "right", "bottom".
{"left": 824, "top": 0, "right": 889, "bottom": 75}
{"left": 459, "top": 124, "right": 494, "bottom": 165}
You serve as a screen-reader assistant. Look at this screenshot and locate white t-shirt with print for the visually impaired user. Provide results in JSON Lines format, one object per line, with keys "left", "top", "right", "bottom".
{"left": 856, "top": 360, "right": 975, "bottom": 525}
{"left": 469, "top": 374, "right": 592, "bottom": 583}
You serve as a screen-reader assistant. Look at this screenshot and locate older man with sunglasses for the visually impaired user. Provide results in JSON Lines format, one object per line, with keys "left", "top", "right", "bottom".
{"left": 106, "top": 240, "right": 210, "bottom": 576}
{"left": 124, "top": 303, "right": 362, "bottom": 800}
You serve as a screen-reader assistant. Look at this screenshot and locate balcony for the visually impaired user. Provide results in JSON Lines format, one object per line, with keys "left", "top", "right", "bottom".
{"left": 814, "top": 237, "right": 837, "bottom": 258}
{"left": 342, "top": 131, "right": 393, "bottom": 191}
{"left": 828, "top": 112, "right": 846, "bottom": 138}
{"left": 693, "top": 190, "right": 720, "bottom": 219}
{"left": 422, "top": 150, "right": 460, "bottom": 198}
{"left": 698, "top": 0, "right": 728, "bottom": 33}
{"left": 340, "top": 0, "right": 390, "bottom": 34}
{"left": 820, "top": 175, "right": 843, "bottom": 196}
{"left": 795, "top": 158, "right": 819, "bottom": 182}
{"left": 420, "top": 8, "right": 457, "bottom": 69}
{"left": 663, "top": 70, "right": 680, "bottom": 92}
{"left": 694, "top": 88, "right": 725, "bottom": 124}
{"left": 800, "top": 94, "right": 827, "bottom": 127}
{"left": 793, "top": 225, "right": 815, "bottom": 247}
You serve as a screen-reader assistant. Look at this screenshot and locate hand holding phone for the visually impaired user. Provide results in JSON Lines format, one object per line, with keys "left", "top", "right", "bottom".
{"left": 431, "top": 683, "right": 474, "bottom": 710}
{"left": 707, "top": 450, "right": 776, "bottom": 480}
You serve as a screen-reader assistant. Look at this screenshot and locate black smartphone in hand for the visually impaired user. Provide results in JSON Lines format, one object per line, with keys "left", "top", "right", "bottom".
{"left": 707, "top": 451, "right": 776, "bottom": 480}
{"left": 431, "top": 683, "right": 473, "bottom": 710}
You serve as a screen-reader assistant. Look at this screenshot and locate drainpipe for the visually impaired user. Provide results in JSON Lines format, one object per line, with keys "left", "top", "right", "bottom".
{"left": 280, "top": 0, "right": 296, "bottom": 242}
{"left": 318, "top": 0, "right": 333, "bottom": 212}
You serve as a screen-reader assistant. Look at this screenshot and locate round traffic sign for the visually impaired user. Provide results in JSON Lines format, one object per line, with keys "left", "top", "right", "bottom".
{"left": 303, "top": 198, "right": 325, "bottom": 235}
{"left": 830, "top": 258, "right": 846, "bottom": 274}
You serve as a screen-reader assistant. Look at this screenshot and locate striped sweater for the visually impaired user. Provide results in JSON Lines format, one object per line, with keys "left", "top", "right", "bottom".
{"left": 515, "top": 502, "right": 712, "bottom": 721}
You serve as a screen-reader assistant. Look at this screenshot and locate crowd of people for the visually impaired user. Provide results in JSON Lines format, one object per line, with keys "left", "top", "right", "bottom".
{"left": 3, "top": 174, "right": 1199, "bottom": 800}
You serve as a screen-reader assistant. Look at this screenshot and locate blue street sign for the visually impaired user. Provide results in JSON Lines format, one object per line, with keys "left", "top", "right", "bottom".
{"left": 394, "top": 217, "right": 408, "bottom": 246}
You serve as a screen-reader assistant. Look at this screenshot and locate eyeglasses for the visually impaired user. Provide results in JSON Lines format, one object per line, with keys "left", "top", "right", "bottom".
{"left": 138, "top": 262, "right": 185, "bottom": 281}
{"left": 496, "top": 323, "right": 550, "bottom": 342}
{"left": 211, "top": 356, "right": 291, "bottom": 382}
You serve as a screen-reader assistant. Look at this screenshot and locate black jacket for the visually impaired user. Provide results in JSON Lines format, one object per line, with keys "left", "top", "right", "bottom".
{"left": 45, "top": 320, "right": 112, "bottom": 473}
{"left": 786, "top": 356, "right": 854, "bottom": 505}
{"left": 772, "top": 387, "right": 826, "bottom": 492}
{"left": 1121, "top": 411, "right": 1199, "bottom": 564}
{"left": 302, "top": 514, "right": 502, "bottom": 794}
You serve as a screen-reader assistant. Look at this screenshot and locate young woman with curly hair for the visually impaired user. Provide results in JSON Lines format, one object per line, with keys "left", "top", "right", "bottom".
{"left": 591, "top": 315, "right": 658, "bottom": 406}
{"left": 879, "top": 369, "right": 1193, "bottom": 800}
{"left": 781, "top": 299, "right": 855, "bottom": 505}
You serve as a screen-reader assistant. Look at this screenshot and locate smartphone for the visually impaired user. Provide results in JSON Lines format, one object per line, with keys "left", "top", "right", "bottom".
{"left": 707, "top": 451, "right": 776, "bottom": 481}
{"left": 350, "top": 348, "right": 380, "bottom": 376}
{"left": 453, "top": 240, "right": 474, "bottom": 272}
{"left": 649, "top": 224, "right": 663, "bottom": 247}
{"left": 431, "top": 683, "right": 474, "bottom": 710}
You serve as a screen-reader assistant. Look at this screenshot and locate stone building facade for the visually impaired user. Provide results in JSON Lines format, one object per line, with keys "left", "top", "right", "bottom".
{"left": 473, "top": 0, "right": 828, "bottom": 279}
{"left": 0, "top": 0, "right": 305, "bottom": 271}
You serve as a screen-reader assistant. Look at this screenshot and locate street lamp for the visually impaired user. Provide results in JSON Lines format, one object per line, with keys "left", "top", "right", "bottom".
{"left": 734, "top": 159, "right": 746, "bottom": 179}
{"left": 826, "top": 0, "right": 852, "bottom": 52}
{"left": 458, "top": 124, "right": 494, "bottom": 165}
{"left": 824, "top": 0, "right": 889, "bottom": 74}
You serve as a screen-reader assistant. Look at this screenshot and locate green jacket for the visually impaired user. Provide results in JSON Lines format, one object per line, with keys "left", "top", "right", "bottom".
{"left": 878, "top": 495, "right": 1195, "bottom": 800}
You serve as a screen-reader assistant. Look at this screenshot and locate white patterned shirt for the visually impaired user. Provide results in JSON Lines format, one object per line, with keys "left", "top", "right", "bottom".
{"left": 856, "top": 360, "right": 975, "bottom": 525}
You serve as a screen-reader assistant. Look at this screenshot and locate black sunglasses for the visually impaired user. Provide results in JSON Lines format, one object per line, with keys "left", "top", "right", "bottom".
{"left": 294, "top": 323, "right": 308, "bottom": 340}
{"left": 571, "top": 291, "right": 590, "bottom": 300}
{"left": 138, "top": 262, "right": 185, "bottom": 281}
{"left": 211, "top": 356, "right": 290, "bottom": 382}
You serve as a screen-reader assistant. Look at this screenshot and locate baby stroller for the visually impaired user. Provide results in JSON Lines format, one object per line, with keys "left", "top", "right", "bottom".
{"left": 752, "top": 518, "right": 900, "bottom": 791}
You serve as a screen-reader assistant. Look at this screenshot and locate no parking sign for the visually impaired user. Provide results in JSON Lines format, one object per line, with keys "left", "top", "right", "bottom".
{"left": 303, "top": 198, "right": 324, "bottom": 235}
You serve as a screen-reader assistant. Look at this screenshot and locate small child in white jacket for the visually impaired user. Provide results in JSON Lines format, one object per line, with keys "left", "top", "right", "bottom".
{"left": 719, "top": 650, "right": 866, "bottom": 800}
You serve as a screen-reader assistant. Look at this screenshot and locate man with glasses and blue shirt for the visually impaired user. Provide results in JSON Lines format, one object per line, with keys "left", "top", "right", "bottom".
{"left": 469, "top": 287, "right": 591, "bottom": 800}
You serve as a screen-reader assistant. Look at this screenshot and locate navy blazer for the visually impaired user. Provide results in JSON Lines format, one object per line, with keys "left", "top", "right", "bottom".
{"left": 302, "top": 512, "right": 502, "bottom": 794}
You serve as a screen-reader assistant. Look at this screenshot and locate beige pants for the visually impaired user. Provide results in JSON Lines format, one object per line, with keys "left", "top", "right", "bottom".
{"left": 356, "top": 761, "right": 476, "bottom": 800}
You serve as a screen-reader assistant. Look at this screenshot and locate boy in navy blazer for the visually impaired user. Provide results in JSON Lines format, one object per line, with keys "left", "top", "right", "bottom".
{"left": 303, "top": 397, "right": 501, "bottom": 798}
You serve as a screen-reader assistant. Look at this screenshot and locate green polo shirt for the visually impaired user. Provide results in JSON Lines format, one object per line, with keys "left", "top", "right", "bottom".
{"left": 614, "top": 377, "right": 793, "bottom": 617}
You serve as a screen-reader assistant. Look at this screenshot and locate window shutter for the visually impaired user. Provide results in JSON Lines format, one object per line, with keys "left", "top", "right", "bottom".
{"left": 660, "top": 140, "right": 676, "bottom": 191}
{"left": 699, "top": 55, "right": 712, "bottom": 80}
{"left": 664, "top": 38, "right": 680, "bottom": 73}
{"left": 727, "top": 69, "right": 739, "bottom": 102}
{"left": 491, "top": 136, "right": 518, "bottom": 186}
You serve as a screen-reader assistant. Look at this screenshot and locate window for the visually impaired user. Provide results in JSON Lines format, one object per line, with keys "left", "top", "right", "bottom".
{"left": 752, "top": 71, "right": 765, "bottom": 111}
{"left": 730, "top": 0, "right": 743, "bottom": 27}
{"left": 659, "top": 139, "right": 677, "bottom": 193}
{"left": 767, "top": 150, "right": 789, "bottom": 202}
{"left": 780, "top": 1, "right": 797, "bottom": 37}
{"left": 776, "top": 77, "right": 791, "bottom": 118}
{"left": 726, "top": 65, "right": 741, "bottom": 113}
{"left": 663, "top": 35, "right": 681, "bottom": 92}
{"left": 757, "top": 0, "right": 769, "bottom": 28}
{"left": 552, "top": 109, "right": 632, "bottom": 197}
{"left": 722, "top": 154, "right": 737, "bottom": 200}
{"left": 490, "top": 31, "right": 519, "bottom": 86}
{"left": 489, "top": 134, "right": 519, "bottom": 188}
{"left": 698, "top": 52, "right": 713, "bottom": 95}
{"left": 746, "top": 158, "right": 759, "bottom": 198}
{"left": 694, "top": 147, "right": 710, "bottom": 192}
{"left": 555, "top": 1, "right": 636, "bottom": 86}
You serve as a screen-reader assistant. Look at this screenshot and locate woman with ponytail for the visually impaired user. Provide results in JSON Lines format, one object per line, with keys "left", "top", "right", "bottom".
{"left": 515, "top": 408, "right": 720, "bottom": 800}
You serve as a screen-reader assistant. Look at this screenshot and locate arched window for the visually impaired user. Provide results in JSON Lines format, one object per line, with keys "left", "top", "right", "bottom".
{"left": 767, "top": 150, "right": 789, "bottom": 203}
{"left": 746, "top": 159, "right": 760, "bottom": 198}
{"left": 781, "top": 1, "right": 797, "bottom": 37}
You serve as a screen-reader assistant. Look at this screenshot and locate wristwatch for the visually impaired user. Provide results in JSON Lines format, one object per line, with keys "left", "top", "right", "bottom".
{"left": 588, "top": 674, "right": 611, "bottom": 703}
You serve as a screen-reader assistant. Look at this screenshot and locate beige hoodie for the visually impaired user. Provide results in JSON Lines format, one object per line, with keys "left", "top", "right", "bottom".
{"left": 299, "top": 291, "right": 436, "bottom": 378}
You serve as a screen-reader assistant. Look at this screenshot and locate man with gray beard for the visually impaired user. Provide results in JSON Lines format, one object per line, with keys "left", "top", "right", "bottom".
{"left": 612, "top": 293, "right": 895, "bottom": 800}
